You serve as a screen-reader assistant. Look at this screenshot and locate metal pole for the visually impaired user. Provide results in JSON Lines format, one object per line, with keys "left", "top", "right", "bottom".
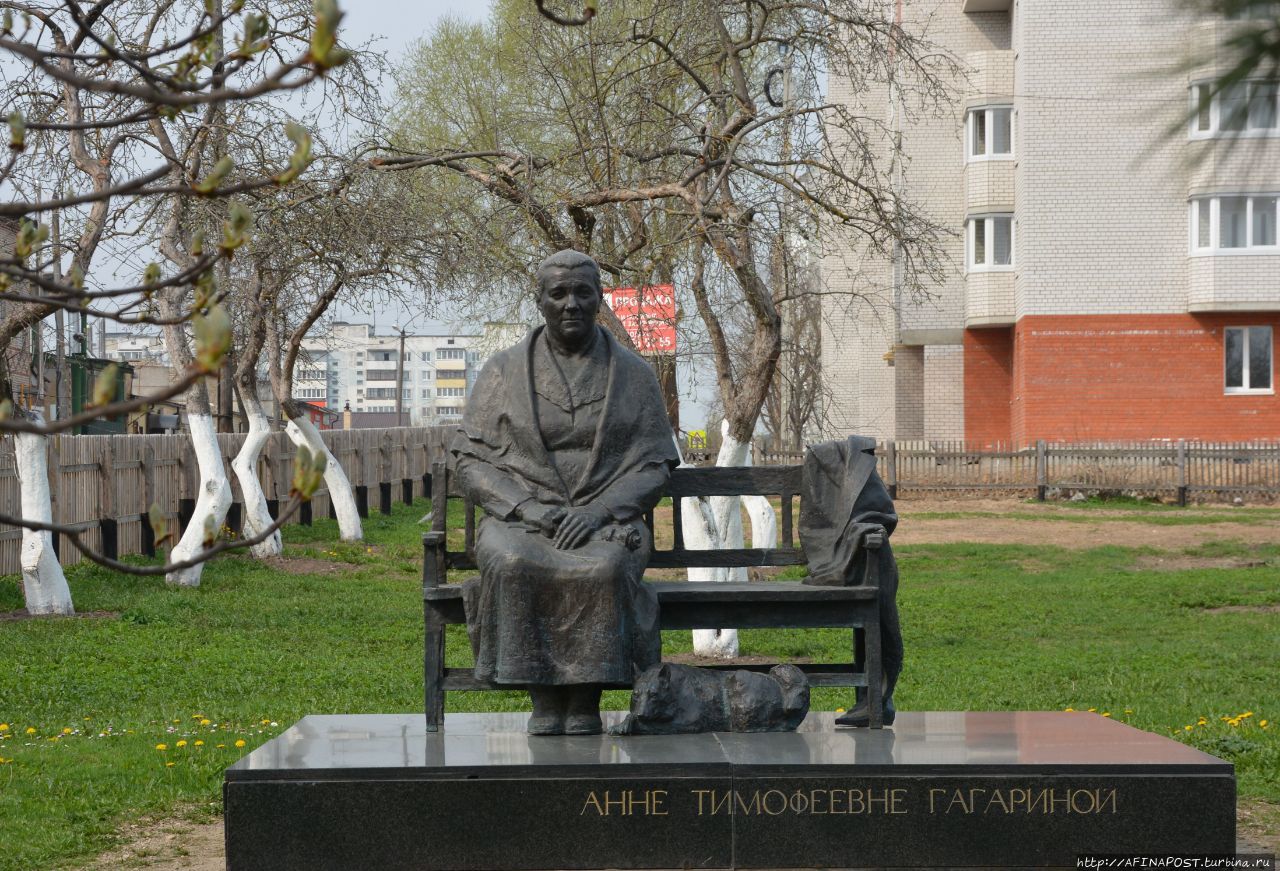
{"left": 395, "top": 328, "right": 407, "bottom": 427}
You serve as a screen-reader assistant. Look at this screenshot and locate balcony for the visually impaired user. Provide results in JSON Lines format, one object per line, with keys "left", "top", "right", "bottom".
{"left": 365, "top": 369, "right": 398, "bottom": 382}
{"left": 965, "top": 272, "right": 1016, "bottom": 327}
{"left": 962, "top": 0, "right": 1011, "bottom": 11}
{"left": 1188, "top": 255, "right": 1280, "bottom": 312}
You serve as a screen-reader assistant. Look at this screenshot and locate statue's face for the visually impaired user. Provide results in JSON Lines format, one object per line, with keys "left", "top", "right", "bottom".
{"left": 538, "top": 266, "right": 601, "bottom": 347}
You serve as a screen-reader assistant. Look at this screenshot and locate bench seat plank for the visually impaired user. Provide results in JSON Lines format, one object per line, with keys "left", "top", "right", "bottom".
{"left": 441, "top": 663, "right": 868, "bottom": 691}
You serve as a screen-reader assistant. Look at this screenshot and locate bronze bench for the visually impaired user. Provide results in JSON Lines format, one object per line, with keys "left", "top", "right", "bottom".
{"left": 422, "top": 461, "right": 885, "bottom": 730}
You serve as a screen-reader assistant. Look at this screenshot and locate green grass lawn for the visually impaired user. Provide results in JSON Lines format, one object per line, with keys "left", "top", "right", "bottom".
{"left": 1, "top": 499, "right": 1277, "bottom": 870}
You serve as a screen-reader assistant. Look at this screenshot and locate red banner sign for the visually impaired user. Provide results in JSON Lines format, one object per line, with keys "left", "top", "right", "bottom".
{"left": 603, "top": 284, "right": 677, "bottom": 354}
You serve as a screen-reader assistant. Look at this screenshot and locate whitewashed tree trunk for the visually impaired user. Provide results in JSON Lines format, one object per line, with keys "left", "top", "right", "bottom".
{"left": 167, "top": 413, "right": 233, "bottom": 587}
{"left": 285, "top": 415, "right": 362, "bottom": 542}
{"left": 230, "top": 395, "right": 281, "bottom": 558}
{"left": 690, "top": 421, "right": 759, "bottom": 658}
{"left": 15, "top": 425, "right": 74, "bottom": 615}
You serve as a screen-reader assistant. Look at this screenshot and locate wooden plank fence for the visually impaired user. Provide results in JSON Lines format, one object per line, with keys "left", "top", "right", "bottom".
{"left": 8, "top": 430, "right": 1279, "bottom": 575}
{"left": 756, "top": 439, "right": 1280, "bottom": 503}
{"left": 0, "top": 426, "right": 456, "bottom": 576}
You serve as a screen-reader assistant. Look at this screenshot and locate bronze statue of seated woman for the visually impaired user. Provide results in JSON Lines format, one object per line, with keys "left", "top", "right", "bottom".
{"left": 452, "top": 250, "right": 680, "bottom": 735}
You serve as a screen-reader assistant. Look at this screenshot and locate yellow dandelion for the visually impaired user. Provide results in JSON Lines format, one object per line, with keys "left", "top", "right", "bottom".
{"left": 260, "top": 719, "right": 270, "bottom": 725}
{"left": 1184, "top": 725, "right": 1193, "bottom": 731}
{"left": 1101, "top": 712, "right": 1112, "bottom": 718}
{"left": 1064, "top": 707, "right": 1075, "bottom": 712}
{"left": 217, "top": 744, "right": 226, "bottom": 749}
{"left": 165, "top": 761, "right": 175, "bottom": 767}
{"left": 0, "top": 724, "right": 9, "bottom": 731}
{"left": 155, "top": 743, "right": 168, "bottom": 751}
{"left": 1124, "top": 709, "right": 1133, "bottom": 714}
{"left": 835, "top": 708, "right": 846, "bottom": 714}
{"left": 24, "top": 727, "right": 35, "bottom": 735}
{"left": 200, "top": 719, "right": 211, "bottom": 726}
{"left": 1087, "top": 708, "right": 1097, "bottom": 712}
{"left": 1241, "top": 712, "right": 1254, "bottom": 719}
{"left": 194, "top": 740, "right": 205, "bottom": 746}
{"left": 0, "top": 757, "right": 10, "bottom": 764}
{"left": 1228, "top": 719, "right": 1241, "bottom": 727}
{"left": 176, "top": 740, "right": 187, "bottom": 748}
{"left": 61, "top": 727, "right": 72, "bottom": 735}
{"left": 1259, "top": 720, "right": 1269, "bottom": 728}
{"left": 235, "top": 739, "right": 246, "bottom": 748}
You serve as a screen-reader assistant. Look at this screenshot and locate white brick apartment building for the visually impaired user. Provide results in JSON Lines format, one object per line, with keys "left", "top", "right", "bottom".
{"left": 821, "top": 0, "right": 1280, "bottom": 445}
{"left": 301, "top": 322, "right": 488, "bottom": 425}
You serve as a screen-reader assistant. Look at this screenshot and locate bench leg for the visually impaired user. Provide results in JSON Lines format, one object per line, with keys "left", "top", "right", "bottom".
{"left": 424, "top": 604, "right": 446, "bottom": 732}
{"left": 863, "top": 611, "right": 883, "bottom": 730}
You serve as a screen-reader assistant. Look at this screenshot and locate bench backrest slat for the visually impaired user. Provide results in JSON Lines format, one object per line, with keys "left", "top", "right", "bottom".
{"left": 667, "top": 466, "right": 802, "bottom": 497}
{"left": 432, "top": 463, "right": 808, "bottom": 573}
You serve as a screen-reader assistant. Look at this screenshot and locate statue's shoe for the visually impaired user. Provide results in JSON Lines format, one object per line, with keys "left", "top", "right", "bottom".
{"left": 833, "top": 704, "right": 896, "bottom": 728}
{"left": 564, "top": 714, "right": 603, "bottom": 735}
{"left": 527, "top": 715, "right": 565, "bottom": 736}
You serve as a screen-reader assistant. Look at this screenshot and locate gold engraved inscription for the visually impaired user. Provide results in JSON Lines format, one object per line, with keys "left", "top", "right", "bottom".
{"left": 580, "top": 789, "right": 669, "bottom": 816}
{"left": 577, "top": 786, "right": 1119, "bottom": 818}
{"left": 927, "top": 787, "right": 1119, "bottom": 815}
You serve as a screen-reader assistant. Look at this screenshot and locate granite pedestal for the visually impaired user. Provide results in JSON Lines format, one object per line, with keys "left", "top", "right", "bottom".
{"left": 224, "top": 711, "right": 1234, "bottom": 870}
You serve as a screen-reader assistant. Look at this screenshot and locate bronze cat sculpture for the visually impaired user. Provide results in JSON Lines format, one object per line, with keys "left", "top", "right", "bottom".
{"left": 612, "top": 662, "right": 810, "bottom": 735}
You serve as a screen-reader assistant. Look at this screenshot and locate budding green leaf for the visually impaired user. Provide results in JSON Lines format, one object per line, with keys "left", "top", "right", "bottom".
{"left": 193, "top": 268, "right": 217, "bottom": 310}
{"left": 309, "top": 0, "right": 350, "bottom": 70}
{"left": 143, "top": 262, "right": 161, "bottom": 286}
{"left": 290, "top": 444, "right": 327, "bottom": 500}
{"left": 149, "top": 502, "right": 170, "bottom": 548}
{"left": 235, "top": 13, "right": 270, "bottom": 58}
{"left": 275, "top": 122, "right": 313, "bottom": 185}
{"left": 191, "top": 229, "right": 206, "bottom": 257}
{"left": 0, "top": 399, "right": 11, "bottom": 421}
{"left": 220, "top": 200, "right": 253, "bottom": 255}
{"left": 2, "top": 10, "right": 13, "bottom": 36}
{"left": 192, "top": 302, "right": 232, "bottom": 372}
{"left": 193, "top": 155, "right": 234, "bottom": 194}
{"left": 68, "top": 262, "right": 84, "bottom": 290}
{"left": 7, "top": 111, "right": 24, "bottom": 151}
{"left": 91, "top": 363, "right": 119, "bottom": 408}
{"left": 14, "top": 219, "right": 48, "bottom": 262}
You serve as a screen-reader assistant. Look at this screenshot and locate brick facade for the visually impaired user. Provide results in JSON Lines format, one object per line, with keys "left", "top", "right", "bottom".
{"left": 965, "top": 314, "right": 1280, "bottom": 444}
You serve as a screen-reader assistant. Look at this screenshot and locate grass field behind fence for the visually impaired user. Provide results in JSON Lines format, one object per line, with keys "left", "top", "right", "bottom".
{"left": 0, "top": 499, "right": 1277, "bottom": 871}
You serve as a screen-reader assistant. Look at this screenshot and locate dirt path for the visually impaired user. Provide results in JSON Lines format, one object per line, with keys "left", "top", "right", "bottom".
{"left": 892, "top": 496, "right": 1280, "bottom": 549}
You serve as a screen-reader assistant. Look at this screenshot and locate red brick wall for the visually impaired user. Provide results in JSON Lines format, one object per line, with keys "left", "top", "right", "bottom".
{"left": 975, "top": 314, "right": 1280, "bottom": 445}
{"left": 963, "top": 327, "right": 1015, "bottom": 446}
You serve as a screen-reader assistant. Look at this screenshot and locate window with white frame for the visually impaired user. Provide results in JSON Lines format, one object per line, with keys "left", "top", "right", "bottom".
{"left": 1190, "top": 81, "right": 1279, "bottom": 137}
{"left": 1190, "top": 195, "right": 1279, "bottom": 251}
{"left": 436, "top": 387, "right": 465, "bottom": 397}
{"left": 1225, "top": 326, "right": 1273, "bottom": 393}
{"left": 966, "top": 215, "right": 1014, "bottom": 270}
{"left": 966, "top": 106, "right": 1013, "bottom": 160}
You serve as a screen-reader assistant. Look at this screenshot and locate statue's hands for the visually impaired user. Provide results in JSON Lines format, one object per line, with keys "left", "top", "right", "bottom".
{"left": 553, "top": 504, "right": 611, "bottom": 550}
{"left": 520, "top": 502, "right": 566, "bottom": 537}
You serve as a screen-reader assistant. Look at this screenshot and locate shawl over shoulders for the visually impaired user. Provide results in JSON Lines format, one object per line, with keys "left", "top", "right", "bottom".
{"left": 451, "top": 325, "right": 679, "bottom": 510}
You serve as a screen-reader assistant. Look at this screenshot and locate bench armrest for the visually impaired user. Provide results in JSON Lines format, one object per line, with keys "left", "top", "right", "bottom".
{"left": 422, "top": 532, "right": 447, "bottom": 589}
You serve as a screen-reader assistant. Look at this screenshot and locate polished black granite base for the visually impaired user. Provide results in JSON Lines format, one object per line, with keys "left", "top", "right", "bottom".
{"left": 224, "top": 711, "right": 1234, "bottom": 870}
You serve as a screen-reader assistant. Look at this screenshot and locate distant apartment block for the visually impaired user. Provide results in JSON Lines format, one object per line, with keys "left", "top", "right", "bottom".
{"left": 821, "top": 0, "right": 1280, "bottom": 445}
{"left": 302, "top": 322, "right": 491, "bottom": 425}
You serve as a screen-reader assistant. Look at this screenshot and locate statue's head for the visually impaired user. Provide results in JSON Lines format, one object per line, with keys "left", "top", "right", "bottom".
{"left": 536, "top": 249, "right": 603, "bottom": 348}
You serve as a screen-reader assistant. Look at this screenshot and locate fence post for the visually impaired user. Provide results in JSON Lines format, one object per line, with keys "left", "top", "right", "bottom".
{"left": 46, "top": 437, "right": 61, "bottom": 559}
{"left": 1036, "top": 440, "right": 1048, "bottom": 501}
{"left": 141, "top": 443, "right": 157, "bottom": 557}
{"left": 98, "top": 437, "right": 118, "bottom": 561}
{"left": 1176, "top": 440, "right": 1188, "bottom": 507}
{"left": 885, "top": 439, "right": 898, "bottom": 500}
{"left": 378, "top": 436, "right": 392, "bottom": 515}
